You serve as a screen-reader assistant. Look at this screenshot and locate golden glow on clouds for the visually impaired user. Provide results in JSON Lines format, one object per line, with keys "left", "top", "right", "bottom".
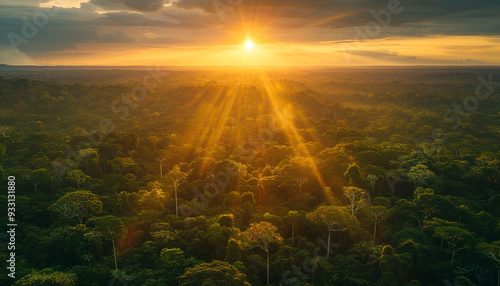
{"left": 1, "top": 0, "right": 497, "bottom": 66}
{"left": 40, "top": 0, "right": 89, "bottom": 9}
{"left": 16, "top": 36, "right": 500, "bottom": 66}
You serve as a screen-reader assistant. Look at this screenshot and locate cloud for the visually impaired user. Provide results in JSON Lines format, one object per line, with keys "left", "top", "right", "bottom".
{"left": 0, "top": 0, "right": 51, "bottom": 6}
{"left": 97, "top": 30, "right": 135, "bottom": 42}
{"left": 174, "top": 0, "right": 500, "bottom": 38}
{"left": 90, "top": 0, "right": 169, "bottom": 12}
{"left": 124, "top": 0, "right": 167, "bottom": 12}
{"left": 0, "top": 0, "right": 498, "bottom": 65}
{"left": 102, "top": 11, "right": 178, "bottom": 26}
{"left": 348, "top": 50, "right": 487, "bottom": 65}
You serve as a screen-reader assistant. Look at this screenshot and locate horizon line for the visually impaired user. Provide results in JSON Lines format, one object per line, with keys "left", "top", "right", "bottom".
{"left": 1, "top": 64, "right": 500, "bottom": 69}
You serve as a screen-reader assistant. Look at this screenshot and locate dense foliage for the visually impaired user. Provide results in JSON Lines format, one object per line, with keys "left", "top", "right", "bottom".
{"left": 0, "top": 67, "right": 499, "bottom": 285}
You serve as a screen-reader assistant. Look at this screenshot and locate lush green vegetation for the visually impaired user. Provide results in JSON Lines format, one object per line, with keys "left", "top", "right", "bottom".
{"left": 0, "top": 67, "right": 499, "bottom": 285}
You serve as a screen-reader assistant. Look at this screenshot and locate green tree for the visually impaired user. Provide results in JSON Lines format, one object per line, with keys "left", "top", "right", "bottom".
{"left": 241, "top": 221, "right": 283, "bottom": 285}
{"left": 24, "top": 168, "right": 57, "bottom": 193}
{"left": 344, "top": 165, "right": 363, "bottom": 186}
{"left": 330, "top": 254, "right": 372, "bottom": 285}
{"left": 137, "top": 181, "right": 168, "bottom": 211}
{"left": 306, "top": 206, "right": 349, "bottom": 257}
{"left": 66, "top": 169, "right": 91, "bottom": 188}
{"left": 158, "top": 248, "right": 195, "bottom": 285}
{"left": 165, "top": 165, "right": 187, "bottom": 217}
{"left": 407, "top": 164, "right": 435, "bottom": 187}
{"left": 151, "top": 222, "right": 174, "bottom": 246}
{"left": 286, "top": 210, "right": 299, "bottom": 244}
{"left": 178, "top": 260, "right": 251, "bottom": 286}
{"left": 225, "top": 239, "right": 242, "bottom": 263}
{"left": 147, "top": 135, "right": 160, "bottom": 151}
{"left": 343, "top": 186, "right": 369, "bottom": 217}
{"left": 86, "top": 215, "right": 127, "bottom": 270}
{"left": 479, "top": 241, "right": 500, "bottom": 286}
{"left": 364, "top": 205, "right": 388, "bottom": 238}
{"left": 434, "top": 226, "right": 474, "bottom": 267}
{"left": 48, "top": 190, "right": 102, "bottom": 224}
{"left": 15, "top": 270, "right": 76, "bottom": 286}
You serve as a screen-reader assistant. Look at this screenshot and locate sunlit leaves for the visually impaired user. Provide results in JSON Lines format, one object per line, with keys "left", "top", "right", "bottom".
{"left": 241, "top": 221, "right": 282, "bottom": 252}
{"left": 178, "top": 260, "right": 250, "bottom": 286}
{"left": 407, "top": 164, "right": 435, "bottom": 187}
{"left": 15, "top": 270, "right": 77, "bottom": 286}
{"left": 48, "top": 190, "right": 102, "bottom": 224}
{"left": 343, "top": 186, "right": 369, "bottom": 217}
{"left": 306, "top": 205, "right": 350, "bottom": 232}
{"left": 151, "top": 222, "right": 175, "bottom": 245}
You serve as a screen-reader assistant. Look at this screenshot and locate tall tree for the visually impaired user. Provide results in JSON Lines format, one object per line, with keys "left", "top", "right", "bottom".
{"left": 241, "top": 221, "right": 283, "bottom": 285}
{"left": 165, "top": 165, "right": 187, "bottom": 217}
{"left": 147, "top": 135, "right": 160, "bottom": 151}
{"left": 365, "top": 205, "right": 388, "bottom": 238}
{"left": 306, "top": 206, "right": 349, "bottom": 257}
{"left": 87, "top": 215, "right": 127, "bottom": 270}
{"left": 24, "top": 168, "right": 57, "bottom": 193}
{"left": 343, "top": 186, "right": 369, "bottom": 217}
{"left": 434, "top": 226, "right": 474, "bottom": 267}
{"left": 286, "top": 210, "right": 299, "bottom": 245}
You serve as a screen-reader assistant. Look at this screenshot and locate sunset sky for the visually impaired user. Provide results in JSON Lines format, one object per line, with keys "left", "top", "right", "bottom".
{"left": 1, "top": 0, "right": 499, "bottom": 66}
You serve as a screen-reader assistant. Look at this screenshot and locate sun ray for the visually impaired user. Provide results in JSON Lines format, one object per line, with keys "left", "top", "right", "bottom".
{"left": 255, "top": 73, "right": 332, "bottom": 202}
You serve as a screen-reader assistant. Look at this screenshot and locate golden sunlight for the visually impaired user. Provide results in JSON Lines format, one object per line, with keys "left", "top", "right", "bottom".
{"left": 245, "top": 40, "right": 256, "bottom": 50}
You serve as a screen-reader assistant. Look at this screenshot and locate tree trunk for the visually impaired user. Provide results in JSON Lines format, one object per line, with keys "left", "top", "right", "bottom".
{"left": 266, "top": 249, "right": 270, "bottom": 285}
{"left": 175, "top": 187, "right": 179, "bottom": 218}
{"left": 291, "top": 223, "right": 295, "bottom": 245}
{"left": 159, "top": 163, "right": 163, "bottom": 178}
{"left": 327, "top": 229, "right": 331, "bottom": 257}
{"left": 416, "top": 216, "right": 422, "bottom": 229}
{"left": 112, "top": 239, "right": 118, "bottom": 270}
{"left": 451, "top": 249, "right": 455, "bottom": 267}
{"left": 373, "top": 220, "right": 377, "bottom": 238}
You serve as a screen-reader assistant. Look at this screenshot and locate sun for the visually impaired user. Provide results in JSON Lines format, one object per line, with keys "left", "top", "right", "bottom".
{"left": 245, "top": 40, "right": 256, "bottom": 50}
